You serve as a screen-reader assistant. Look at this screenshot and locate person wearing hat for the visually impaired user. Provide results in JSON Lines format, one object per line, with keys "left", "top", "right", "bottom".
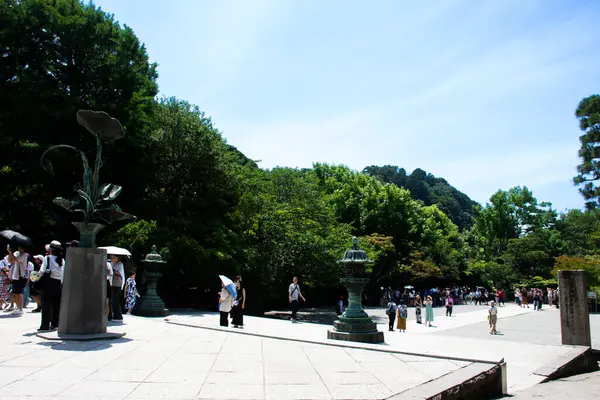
{"left": 38, "top": 240, "right": 65, "bottom": 331}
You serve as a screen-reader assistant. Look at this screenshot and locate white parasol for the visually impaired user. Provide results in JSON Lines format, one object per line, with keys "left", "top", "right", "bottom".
{"left": 98, "top": 246, "right": 131, "bottom": 257}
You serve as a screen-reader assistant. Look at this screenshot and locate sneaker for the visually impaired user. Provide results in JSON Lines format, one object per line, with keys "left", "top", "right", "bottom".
{"left": 10, "top": 309, "right": 23, "bottom": 316}
{"left": 31, "top": 308, "right": 41, "bottom": 313}
{"left": 4, "top": 307, "right": 14, "bottom": 313}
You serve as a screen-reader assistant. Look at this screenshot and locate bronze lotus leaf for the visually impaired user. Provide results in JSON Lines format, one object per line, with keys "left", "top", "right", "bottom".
{"left": 76, "top": 110, "right": 125, "bottom": 141}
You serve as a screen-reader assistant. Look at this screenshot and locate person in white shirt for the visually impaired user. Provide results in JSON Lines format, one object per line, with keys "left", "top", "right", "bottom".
{"left": 218, "top": 282, "right": 234, "bottom": 327}
{"left": 38, "top": 240, "right": 65, "bottom": 331}
{"left": 288, "top": 276, "right": 306, "bottom": 323}
{"left": 488, "top": 301, "right": 498, "bottom": 335}
{"left": 108, "top": 255, "right": 125, "bottom": 321}
{"left": 22, "top": 258, "right": 34, "bottom": 309}
{"left": 106, "top": 261, "right": 113, "bottom": 319}
{"left": 7, "top": 244, "right": 28, "bottom": 315}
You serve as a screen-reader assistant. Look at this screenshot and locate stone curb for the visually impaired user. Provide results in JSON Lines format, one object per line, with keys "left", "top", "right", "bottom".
{"left": 164, "top": 318, "right": 502, "bottom": 365}
{"left": 533, "top": 346, "right": 598, "bottom": 382}
{"left": 387, "top": 362, "right": 506, "bottom": 400}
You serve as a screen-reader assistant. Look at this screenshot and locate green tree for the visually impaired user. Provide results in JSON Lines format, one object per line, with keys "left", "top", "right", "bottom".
{"left": 0, "top": 0, "right": 158, "bottom": 243}
{"left": 574, "top": 94, "right": 600, "bottom": 208}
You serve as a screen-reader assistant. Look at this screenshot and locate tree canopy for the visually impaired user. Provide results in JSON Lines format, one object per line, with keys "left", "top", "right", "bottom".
{"left": 2, "top": 0, "right": 600, "bottom": 311}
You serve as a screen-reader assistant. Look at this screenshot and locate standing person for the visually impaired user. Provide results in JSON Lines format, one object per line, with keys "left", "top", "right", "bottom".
{"left": 337, "top": 296, "right": 344, "bottom": 315}
{"left": 22, "top": 255, "right": 34, "bottom": 309}
{"left": 397, "top": 300, "right": 408, "bottom": 332}
{"left": 425, "top": 295, "right": 434, "bottom": 327}
{"left": 108, "top": 255, "right": 125, "bottom": 321}
{"left": 415, "top": 295, "right": 423, "bottom": 324}
{"left": 28, "top": 255, "right": 43, "bottom": 312}
{"left": 38, "top": 241, "right": 64, "bottom": 331}
{"left": 445, "top": 295, "right": 454, "bottom": 317}
{"left": 514, "top": 288, "right": 522, "bottom": 307}
{"left": 532, "top": 289, "right": 540, "bottom": 311}
{"left": 521, "top": 288, "right": 529, "bottom": 308}
{"left": 105, "top": 260, "right": 113, "bottom": 319}
{"left": 386, "top": 298, "right": 397, "bottom": 331}
{"left": 0, "top": 266, "right": 9, "bottom": 310}
{"left": 498, "top": 289, "right": 504, "bottom": 307}
{"left": 219, "top": 282, "right": 233, "bottom": 327}
{"left": 288, "top": 276, "right": 306, "bottom": 323}
{"left": 7, "top": 244, "right": 28, "bottom": 316}
{"left": 123, "top": 270, "right": 137, "bottom": 315}
{"left": 488, "top": 301, "right": 498, "bottom": 335}
{"left": 232, "top": 277, "right": 246, "bottom": 328}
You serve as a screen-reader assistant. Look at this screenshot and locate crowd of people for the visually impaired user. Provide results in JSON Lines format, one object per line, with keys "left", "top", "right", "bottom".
{"left": 0, "top": 240, "right": 139, "bottom": 331}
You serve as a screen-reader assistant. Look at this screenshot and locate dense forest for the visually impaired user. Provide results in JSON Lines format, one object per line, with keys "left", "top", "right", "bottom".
{"left": 2, "top": 0, "right": 600, "bottom": 313}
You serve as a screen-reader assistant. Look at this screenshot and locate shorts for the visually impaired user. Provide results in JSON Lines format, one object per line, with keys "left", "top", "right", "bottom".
{"left": 11, "top": 279, "right": 27, "bottom": 294}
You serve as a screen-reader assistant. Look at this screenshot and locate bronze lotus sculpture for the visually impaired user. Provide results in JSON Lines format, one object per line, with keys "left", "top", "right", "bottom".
{"left": 40, "top": 110, "right": 135, "bottom": 247}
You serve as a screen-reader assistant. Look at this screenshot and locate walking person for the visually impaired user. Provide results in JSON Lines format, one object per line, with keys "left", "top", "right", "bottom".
{"left": 386, "top": 298, "right": 397, "bottom": 331}
{"left": 397, "top": 300, "right": 408, "bottom": 332}
{"left": 108, "top": 255, "right": 125, "bottom": 321}
{"left": 288, "top": 276, "right": 306, "bottom": 323}
{"left": 38, "top": 241, "right": 64, "bottom": 331}
{"left": 445, "top": 295, "right": 454, "bottom": 317}
{"left": 415, "top": 295, "right": 423, "bottom": 324}
{"left": 123, "top": 270, "right": 138, "bottom": 315}
{"left": 219, "top": 281, "right": 233, "bottom": 327}
{"left": 488, "top": 300, "right": 498, "bottom": 334}
{"left": 232, "top": 277, "right": 246, "bottom": 328}
{"left": 425, "top": 295, "right": 434, "bottom": 327}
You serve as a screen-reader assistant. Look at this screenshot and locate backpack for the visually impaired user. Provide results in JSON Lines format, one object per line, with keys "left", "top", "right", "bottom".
{"left": 386, "top": 302, "right": 395, "bottom": 315}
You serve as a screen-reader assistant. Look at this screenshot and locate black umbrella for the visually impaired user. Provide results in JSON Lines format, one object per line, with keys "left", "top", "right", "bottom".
{"left": 0, "top": 230, "right": 33, "bottom": 248}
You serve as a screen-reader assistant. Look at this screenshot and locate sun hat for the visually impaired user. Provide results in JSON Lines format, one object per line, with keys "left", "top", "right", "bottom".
{"left": 50, "top": 240, "right": 62, "bottom": 250}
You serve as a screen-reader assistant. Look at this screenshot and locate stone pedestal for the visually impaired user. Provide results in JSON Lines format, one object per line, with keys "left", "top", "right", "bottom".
{"left": 132, "top": 245, "right": 169, "bottom": 317}
{"left": 132, "top": 269, "right": 169, "bottom": 317}
{"left": 38, "top": 247, "right": 124, "bottom": 341}
{"left": 328, "top": 277, "right": 384, "bottom": 344}
{"left": 558, "top": 270, "right": 591, "bottom": 347}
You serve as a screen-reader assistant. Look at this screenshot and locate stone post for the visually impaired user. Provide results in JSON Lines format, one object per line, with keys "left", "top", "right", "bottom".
{"left": 558, "top": 270, "right": 591, "bottom": 347}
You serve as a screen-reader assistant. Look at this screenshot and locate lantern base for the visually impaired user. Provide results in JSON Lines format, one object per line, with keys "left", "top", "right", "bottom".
{"left": 327, "top": 329, "right": 384, "bottom": 344}
{"left": 328, "top": 317, "right": 384, "bottom": 344}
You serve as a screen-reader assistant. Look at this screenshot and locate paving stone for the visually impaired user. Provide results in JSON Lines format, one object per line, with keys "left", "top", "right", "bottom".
{"left": 198, "top": 383, "right": 264, "bottom": 399}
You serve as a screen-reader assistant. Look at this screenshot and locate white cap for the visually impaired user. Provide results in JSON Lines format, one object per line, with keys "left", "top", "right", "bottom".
{"left": 50, "top": 240, "right": 62, "bottom": 250}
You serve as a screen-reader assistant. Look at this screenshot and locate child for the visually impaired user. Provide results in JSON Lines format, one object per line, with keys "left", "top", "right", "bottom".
{"left": 397, "top": 300, "right": 408, "bottom": 332}
{"left": 386, "top": 299, "right": 397, "bottom": 331}
{"left": 123, "top": 271, "right": 138, "bottom": 315}
{"left": 0, "top": 267, "right": 9, "bottom": 310}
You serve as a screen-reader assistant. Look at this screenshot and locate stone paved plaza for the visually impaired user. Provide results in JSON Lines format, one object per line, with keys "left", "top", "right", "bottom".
{"left": 1, "top": 303, "right": 597, "bottom": 399}
{"left": 1, "top": 306, "right": 480, "bottom": 400}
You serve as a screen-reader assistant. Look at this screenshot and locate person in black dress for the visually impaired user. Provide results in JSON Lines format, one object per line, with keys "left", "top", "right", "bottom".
{"left": 232, "top": 277, "right": 246, "bottom": 328}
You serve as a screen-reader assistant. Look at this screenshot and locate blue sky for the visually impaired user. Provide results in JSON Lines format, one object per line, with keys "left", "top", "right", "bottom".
{"left": 95, "top": 0, "right": 600, "bottom": 211}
